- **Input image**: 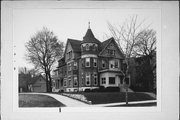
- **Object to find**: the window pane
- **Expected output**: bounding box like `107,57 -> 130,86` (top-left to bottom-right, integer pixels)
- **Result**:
109,77 -> 115,84
94,59 -> 97,67
102,60 -> 106,68
86,58 -> 90,67
86,44 -> 89,50
115,60 -> 119,68
102,77 -> 106,84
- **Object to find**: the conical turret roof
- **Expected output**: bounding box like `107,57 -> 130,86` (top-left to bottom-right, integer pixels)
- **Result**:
82,28 -> 101,44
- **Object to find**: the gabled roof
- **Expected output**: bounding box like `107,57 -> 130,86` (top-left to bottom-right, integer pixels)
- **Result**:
99,37 -> 125,58
99,37 -> 114,53
82,28 -> 101,44
29,75 -> 45,85
68,38 -> 81,52
100,37 -> 113,50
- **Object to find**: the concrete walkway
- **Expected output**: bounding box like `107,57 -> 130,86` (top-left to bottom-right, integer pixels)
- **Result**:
91,100 -> 157,107
20,93 -> 157,107
20,93 -> 90,107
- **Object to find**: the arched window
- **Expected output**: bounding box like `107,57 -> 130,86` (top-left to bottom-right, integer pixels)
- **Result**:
86,72 -> 91,86
93,44 -> 96,51
93,58 -> 97,67
85,58 -> 90,67
94,72 -> 97,85
86,44 -> 89,51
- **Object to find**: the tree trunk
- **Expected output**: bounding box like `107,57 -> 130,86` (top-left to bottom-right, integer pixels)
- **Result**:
47,70 -> 52,93
45,72 -> 49,92
44,67 -> 49,92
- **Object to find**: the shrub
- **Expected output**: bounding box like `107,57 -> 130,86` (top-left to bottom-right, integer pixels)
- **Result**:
58,90 -> 64,93
105,87 -> 120,92
98,86 -> 105,92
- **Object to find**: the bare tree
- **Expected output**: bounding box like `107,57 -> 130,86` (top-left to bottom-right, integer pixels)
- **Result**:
108,15 -> 146,78
107,15 -> 156,91
134,29 -> 156,92
25,27 -> 64,92
18,67 -> 28,74
134,29 -> 156,57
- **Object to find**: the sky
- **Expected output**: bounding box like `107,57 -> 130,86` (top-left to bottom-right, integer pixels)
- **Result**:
13,8 -> 161,70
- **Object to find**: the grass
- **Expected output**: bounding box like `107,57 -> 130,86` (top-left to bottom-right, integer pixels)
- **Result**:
61,92 -> 156,105
19,94 -> 66,107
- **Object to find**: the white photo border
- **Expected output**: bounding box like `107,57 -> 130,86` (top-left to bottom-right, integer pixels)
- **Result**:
1,1 -> 179,120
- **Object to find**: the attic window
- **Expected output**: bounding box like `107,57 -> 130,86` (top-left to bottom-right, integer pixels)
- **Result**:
108,49 -> 115,55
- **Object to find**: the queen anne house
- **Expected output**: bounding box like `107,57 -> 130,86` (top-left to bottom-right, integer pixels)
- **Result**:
53,25 -> 127,92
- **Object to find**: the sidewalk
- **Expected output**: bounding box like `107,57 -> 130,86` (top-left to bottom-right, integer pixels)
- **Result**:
91,100 -> 157,107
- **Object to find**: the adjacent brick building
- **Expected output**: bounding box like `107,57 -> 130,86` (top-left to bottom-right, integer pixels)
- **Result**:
53,26 -> 126,92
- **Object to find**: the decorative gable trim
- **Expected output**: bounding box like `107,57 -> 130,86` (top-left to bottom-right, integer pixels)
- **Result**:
99,37 -> 113,55
99,37 -> 125,58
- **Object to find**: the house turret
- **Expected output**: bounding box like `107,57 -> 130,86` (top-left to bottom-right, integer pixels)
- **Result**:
81,24 -> 101,56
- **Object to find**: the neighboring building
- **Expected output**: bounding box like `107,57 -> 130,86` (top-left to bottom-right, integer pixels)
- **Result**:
53,25 -> 127,92
28,75 -> 47,92
19,73 -> 31,92
129,51 -> 156,92
52,57 -> 66,92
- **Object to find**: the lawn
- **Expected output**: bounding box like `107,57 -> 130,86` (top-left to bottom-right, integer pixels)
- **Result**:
19,94 -> 66,107
61,92 -> 156,105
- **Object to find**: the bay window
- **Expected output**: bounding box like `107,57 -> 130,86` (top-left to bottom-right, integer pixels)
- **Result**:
109,77 -> 115,84
101,77 -> 106,84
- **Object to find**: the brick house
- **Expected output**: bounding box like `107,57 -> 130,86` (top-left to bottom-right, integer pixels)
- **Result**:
53,26 -> 127,92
